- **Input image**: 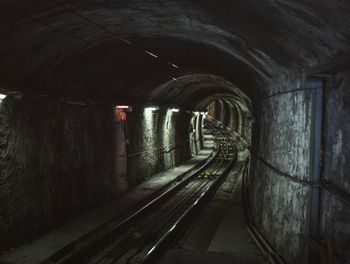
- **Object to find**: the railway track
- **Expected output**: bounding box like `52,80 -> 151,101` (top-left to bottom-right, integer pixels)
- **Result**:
47,121 -> 236,264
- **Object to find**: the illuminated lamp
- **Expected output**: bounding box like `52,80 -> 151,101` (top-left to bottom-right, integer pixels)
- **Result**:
0,94 -> 7,102
145,106 -> 159,111
116,105 -> 130,109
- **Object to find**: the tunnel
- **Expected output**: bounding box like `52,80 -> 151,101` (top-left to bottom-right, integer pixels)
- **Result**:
0,1 -> 350,264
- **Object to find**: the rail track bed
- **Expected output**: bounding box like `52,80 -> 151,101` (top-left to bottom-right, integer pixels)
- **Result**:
49,122 -> 236,264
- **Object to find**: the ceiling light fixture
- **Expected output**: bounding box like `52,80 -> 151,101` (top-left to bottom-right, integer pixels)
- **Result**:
145,106 -> 159,111
145,51 -> 158,58
0,94 -> 7,101
116,105 -> 130,109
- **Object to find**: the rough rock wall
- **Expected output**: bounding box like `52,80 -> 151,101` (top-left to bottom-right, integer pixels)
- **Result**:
250,85 -> 313,263
126,106 -> 193,188
0,97 -> 114,250
250,71 -> 350,263
208,83 -> 314,263
320,70 -> 350,261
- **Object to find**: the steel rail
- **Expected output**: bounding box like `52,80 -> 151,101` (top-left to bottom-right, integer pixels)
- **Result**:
93,156 -> 230,263
140,130 -> 237,263
48,122 -> 235,264
92,125 -> 233,264
47,126 -> 220,264
93,179 -> 216,264
136,158 -> 228,236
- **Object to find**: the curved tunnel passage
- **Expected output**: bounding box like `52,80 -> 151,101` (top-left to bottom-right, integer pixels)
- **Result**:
0,1 -> 350,263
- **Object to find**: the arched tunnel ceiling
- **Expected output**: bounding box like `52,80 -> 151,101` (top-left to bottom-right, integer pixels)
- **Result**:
0,0 -> 349,108
148,74 -> 251,110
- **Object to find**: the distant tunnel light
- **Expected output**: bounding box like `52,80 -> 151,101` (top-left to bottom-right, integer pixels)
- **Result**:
171,108 -> 179,113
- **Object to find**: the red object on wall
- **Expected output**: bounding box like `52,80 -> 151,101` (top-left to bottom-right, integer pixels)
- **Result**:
115,107 -> 127,121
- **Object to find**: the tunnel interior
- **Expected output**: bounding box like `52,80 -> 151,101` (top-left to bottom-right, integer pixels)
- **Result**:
0,1 -> 350,263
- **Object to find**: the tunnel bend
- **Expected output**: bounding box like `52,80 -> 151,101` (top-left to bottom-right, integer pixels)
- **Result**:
0,68 -> 253,254
120,74 -> 252,189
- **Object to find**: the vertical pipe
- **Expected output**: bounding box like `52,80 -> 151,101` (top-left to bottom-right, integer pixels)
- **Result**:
190,115 -> 196,156
195,114 -> 202,151
193,115 -> 198,154
306,77 -> 324,263
199,114 -> 204,149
